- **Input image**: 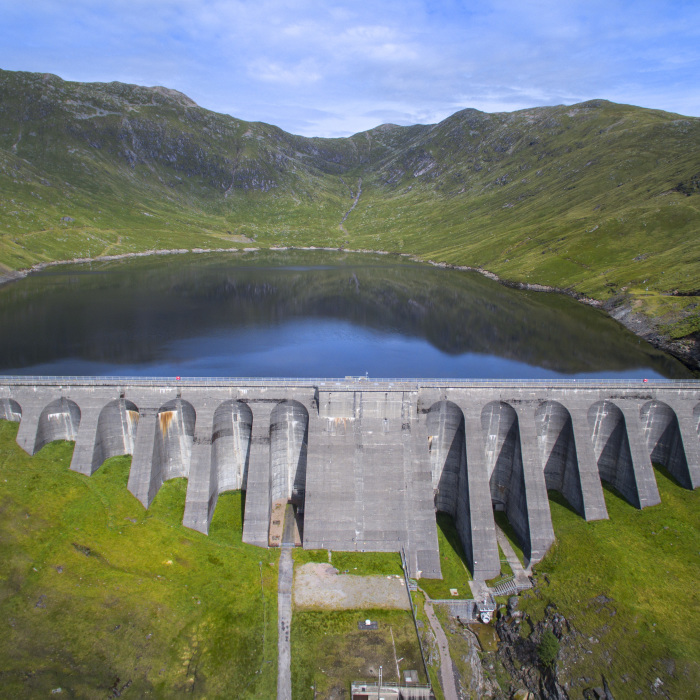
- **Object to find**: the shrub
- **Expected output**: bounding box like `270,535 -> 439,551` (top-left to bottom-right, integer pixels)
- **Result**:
537,629 -> 560,669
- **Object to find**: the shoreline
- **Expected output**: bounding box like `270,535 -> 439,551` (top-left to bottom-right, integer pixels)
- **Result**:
1,244 -> 696,372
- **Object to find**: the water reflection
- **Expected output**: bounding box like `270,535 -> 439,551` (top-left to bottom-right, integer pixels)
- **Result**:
0,251 -> 690,378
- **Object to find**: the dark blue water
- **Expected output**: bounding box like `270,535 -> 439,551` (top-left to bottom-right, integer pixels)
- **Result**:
0,251 -> 690,379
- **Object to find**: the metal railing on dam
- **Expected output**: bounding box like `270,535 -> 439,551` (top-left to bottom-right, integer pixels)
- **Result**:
1,375 -> 698,581
1,375 -> 698,389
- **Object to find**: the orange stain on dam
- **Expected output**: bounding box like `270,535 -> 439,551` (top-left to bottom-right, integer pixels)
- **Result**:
158,410 -> 176,434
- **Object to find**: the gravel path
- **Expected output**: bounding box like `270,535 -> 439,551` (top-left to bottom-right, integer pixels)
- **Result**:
422,595 -> 459,700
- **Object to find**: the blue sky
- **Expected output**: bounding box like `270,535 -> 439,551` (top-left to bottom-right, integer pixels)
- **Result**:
1,1 -> 699,136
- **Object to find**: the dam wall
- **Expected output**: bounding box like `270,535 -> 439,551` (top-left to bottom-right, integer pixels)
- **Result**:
1,377 -> 698,580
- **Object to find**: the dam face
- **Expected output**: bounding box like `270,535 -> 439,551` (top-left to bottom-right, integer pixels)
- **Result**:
1,377 -> 698,580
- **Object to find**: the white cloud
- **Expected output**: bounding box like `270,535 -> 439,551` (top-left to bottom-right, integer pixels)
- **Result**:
248,58 -> 322,85
1,0 -> 699,136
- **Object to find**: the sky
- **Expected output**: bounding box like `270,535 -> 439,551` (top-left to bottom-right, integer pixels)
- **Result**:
1,1 -> 699,137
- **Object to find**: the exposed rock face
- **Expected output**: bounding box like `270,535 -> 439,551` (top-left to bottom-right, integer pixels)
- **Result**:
604,296 -> 700,371
483,605 -> 570,699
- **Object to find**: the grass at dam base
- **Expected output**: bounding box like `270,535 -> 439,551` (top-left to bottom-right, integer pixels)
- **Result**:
0,421 -> 279,698
515,471 -> 700,698
0,419 -> 699,698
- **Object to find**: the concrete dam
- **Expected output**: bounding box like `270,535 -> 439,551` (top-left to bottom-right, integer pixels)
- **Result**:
1,377 -> 698,580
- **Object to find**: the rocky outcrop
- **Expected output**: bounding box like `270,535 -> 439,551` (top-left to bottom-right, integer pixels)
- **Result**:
604,296 -> 700,371
0,269 -> 27,287
493,604 -> 570,700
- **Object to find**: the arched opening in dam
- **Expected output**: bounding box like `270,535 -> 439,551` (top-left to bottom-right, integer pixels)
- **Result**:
213,400 -> 253,494
0,398 -> 21,422
482,401 -> 534,561
90,398 -> 139,475
641,400 -> 692,489
535,401 -> 586,517
426,400 -> 474,575
269,400 -> 308,547
34,397 -> 81,453
427,400 -> 466,516
589,400 -> 644,508
154,398 -> 196,482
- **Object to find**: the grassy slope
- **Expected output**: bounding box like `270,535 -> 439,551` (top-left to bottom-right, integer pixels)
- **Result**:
517,474 -> 700,698
0,420 -> 278,699
344,104 -> 700,339
0,69 -> 351,271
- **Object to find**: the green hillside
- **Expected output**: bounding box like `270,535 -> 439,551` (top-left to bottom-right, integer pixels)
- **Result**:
0,420 -> 279,698
1,68 -> 698,366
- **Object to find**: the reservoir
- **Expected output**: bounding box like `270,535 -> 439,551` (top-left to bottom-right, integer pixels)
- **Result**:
0,250 -> 690,379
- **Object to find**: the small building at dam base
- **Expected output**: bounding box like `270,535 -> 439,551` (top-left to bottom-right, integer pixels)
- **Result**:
1,377 -> 698,581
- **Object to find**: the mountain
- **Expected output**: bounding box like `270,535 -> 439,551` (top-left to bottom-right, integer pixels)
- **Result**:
0,68 -> 698,367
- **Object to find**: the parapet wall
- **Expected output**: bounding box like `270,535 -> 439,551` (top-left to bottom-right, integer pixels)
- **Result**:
1,377 -> 698,580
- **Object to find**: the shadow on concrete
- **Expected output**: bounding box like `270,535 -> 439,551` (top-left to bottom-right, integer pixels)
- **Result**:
600,482 -> 632,509
547,488 -> 580,517
652,462 -> 686,490
492,510 -> 526,565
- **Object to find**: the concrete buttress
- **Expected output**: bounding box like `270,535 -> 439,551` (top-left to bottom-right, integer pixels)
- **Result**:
70,403 -> 102,475
513,404 -> 555,564
15,401 -> 44,455
461,408 -> 500,580
567,407 -> 609,521
241,402 -> 274,547
127,408 -> 160,508
618,402 -> 661,508
406,406 -> 442,578
672,407 -> 700,489
653,400 -> 700,489
183,403 -> 217,534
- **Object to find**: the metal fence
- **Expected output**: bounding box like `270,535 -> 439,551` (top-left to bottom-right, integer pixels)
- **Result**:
351,681 -> 434,699
0,375 -> 697,390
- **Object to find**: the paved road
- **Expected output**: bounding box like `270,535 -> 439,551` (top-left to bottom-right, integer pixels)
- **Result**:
421,594 -> 459,700
277,549 -> 293,700
277,507 -> 295,700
